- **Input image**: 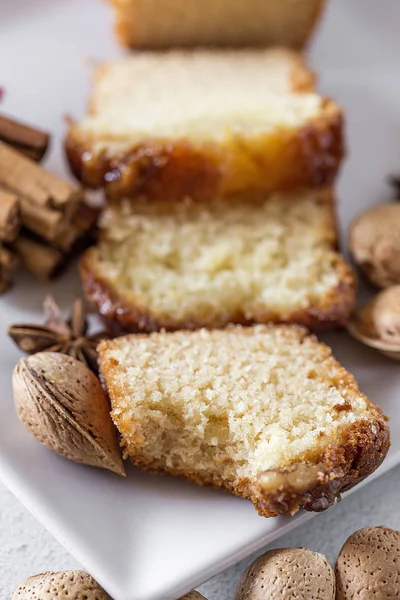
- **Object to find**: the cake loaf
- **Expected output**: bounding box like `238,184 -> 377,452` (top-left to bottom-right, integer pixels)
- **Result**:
81,188 -> 355,333
66,48 -> 343,202
98,325 -> 390,517
109,0 -> 325,50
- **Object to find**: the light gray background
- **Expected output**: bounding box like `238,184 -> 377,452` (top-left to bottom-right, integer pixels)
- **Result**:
1,469 -> 400,599
2,0 -> 400,597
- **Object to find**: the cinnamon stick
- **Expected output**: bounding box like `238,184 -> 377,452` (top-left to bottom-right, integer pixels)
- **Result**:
19,197 -> 65,242
0,115 -> 50,162
0,141 -> 82,212
0,189 -> 20,242
55,202 -> 99,252
12,236 -> 64,280
0,244 -> 17,294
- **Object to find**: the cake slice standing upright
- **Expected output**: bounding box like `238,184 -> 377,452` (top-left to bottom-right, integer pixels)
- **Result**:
109,0 -> 326,50
81,188 -> 355,333
66,48 -> 343,202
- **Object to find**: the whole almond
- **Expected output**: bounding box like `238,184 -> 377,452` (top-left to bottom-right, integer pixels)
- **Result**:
235,548 -> 335,600
348,286 -> 400,361
349,204 -> 400,287
336,526 -> 400,599
12,570 -> 111,599
13,352 -> 125,476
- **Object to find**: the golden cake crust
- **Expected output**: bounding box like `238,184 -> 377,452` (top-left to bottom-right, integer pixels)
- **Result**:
117,419 -> 389,518
110,0 -> 326,51
80,248 -> 356,334
66,101 -> 343,203
98,326 -> 390,517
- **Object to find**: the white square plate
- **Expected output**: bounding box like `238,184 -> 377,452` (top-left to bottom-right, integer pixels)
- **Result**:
1,1 -> 400,599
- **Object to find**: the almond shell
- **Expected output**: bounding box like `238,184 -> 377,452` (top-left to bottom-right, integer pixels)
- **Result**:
12,352 -> 125,476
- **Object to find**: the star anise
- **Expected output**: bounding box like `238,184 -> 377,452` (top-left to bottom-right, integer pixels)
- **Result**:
8,295 -> 110,373
389,175 -> 400,199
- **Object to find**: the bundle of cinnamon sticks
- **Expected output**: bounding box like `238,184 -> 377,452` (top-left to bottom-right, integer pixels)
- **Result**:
0,115 -> 98,294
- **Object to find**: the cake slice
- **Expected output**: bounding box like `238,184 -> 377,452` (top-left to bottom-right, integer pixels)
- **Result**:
81,188 -> 355,333
98,325 -> 390,517
66,49 -> 343,202
109,0 -> 325,50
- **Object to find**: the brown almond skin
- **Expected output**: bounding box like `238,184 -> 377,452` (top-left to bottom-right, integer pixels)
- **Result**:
349,204 -> 400,288
336,526 -> 400,599
235,548 -> 335,600
12,570 -> 111,599
181,593 -> 207,600
13,352 -> 125,476
365,286 -> 400,345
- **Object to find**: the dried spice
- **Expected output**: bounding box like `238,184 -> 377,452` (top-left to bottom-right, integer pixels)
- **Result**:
0,244 -> 17,294
0,114 -> 49,162
389,175 -> 400,199
8,295 -> 109,372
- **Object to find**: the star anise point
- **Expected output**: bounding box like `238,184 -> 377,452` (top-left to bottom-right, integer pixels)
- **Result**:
8,297 -> 110,373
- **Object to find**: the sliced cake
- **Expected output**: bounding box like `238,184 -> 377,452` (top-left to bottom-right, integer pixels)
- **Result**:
66,48 -> 343,202
81,188 -> 355,333
109,0 -> 325,50
98,325 -> 390,517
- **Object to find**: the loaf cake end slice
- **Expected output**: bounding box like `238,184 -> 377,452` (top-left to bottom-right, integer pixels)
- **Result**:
81,188 -> 356,333
65,48 -> 343,202
98,325 -> 390,517
110,0 -> 325,50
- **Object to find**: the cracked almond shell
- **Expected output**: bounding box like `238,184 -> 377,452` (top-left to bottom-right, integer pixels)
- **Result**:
349,204 -> 400,288
348,286 -> 400,360
12,352 -> 125,476
12,570 -> 112,599
235,548 -> 335,600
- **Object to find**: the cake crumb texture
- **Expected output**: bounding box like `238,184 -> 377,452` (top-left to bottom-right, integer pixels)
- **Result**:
65,48 -> 343,201
99,325 -> 390,516
81,189 -> 355,332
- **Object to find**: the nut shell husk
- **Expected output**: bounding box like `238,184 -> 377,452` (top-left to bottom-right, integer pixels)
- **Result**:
12,570 -> 111,599
12,352 -> 125,476
348,285 -> 400,360
335,527 -> 400,599
349,204 -> 400,288
235,548 -> 335,600
368,285 -> 400,344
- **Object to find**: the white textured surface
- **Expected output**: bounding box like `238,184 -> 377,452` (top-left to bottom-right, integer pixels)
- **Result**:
2,468 -> 400,600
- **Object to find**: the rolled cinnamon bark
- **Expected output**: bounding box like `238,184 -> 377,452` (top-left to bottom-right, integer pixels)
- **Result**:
0,115 -> 49,162
0,189 -> 20,242
11,236 -> 64,280
0,244 -> 17,293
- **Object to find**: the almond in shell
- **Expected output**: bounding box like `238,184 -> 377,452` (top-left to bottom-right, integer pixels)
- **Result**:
335,526 -> 400,599
235,548 -> 335,600
12,570 -> 111,599
12,352 -> 125,476
348,286 -> 400,361
349,204 -> 400,288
